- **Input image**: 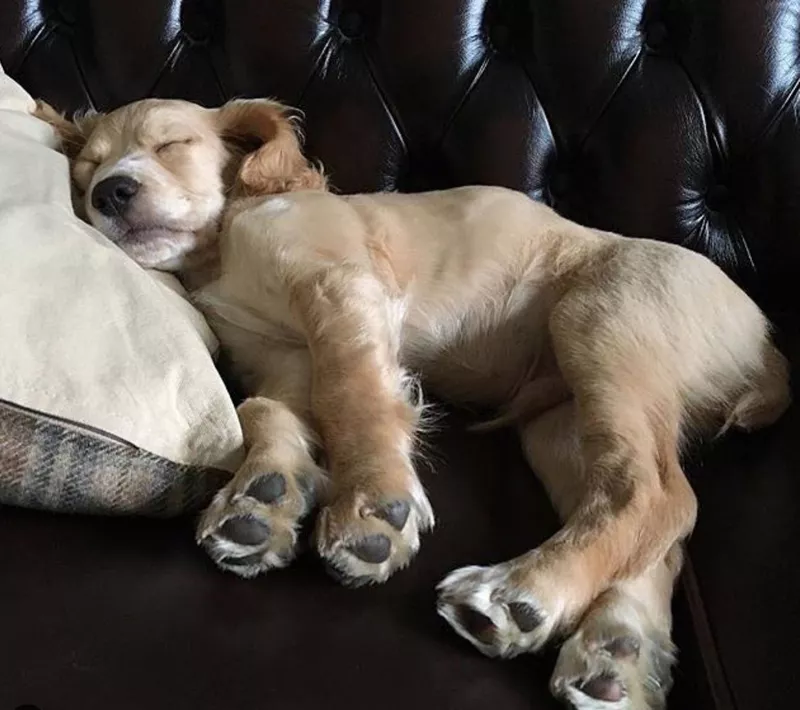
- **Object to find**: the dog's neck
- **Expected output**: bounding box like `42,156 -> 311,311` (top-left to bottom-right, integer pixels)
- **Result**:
174,194 -> 262,293
176,186 -> 329,293
176,227 -> 222,293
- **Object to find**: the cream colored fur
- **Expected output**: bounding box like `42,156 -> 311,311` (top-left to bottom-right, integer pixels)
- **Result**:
37,97 -> 791,710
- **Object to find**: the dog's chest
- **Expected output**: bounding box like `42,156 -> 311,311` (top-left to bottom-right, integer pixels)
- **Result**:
192,271 -> 303,392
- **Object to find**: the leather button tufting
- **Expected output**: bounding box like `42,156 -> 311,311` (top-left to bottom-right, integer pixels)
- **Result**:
490,24 -> 511,52
57,0 -> 77,25
339,9 -> 365,40
706,183 -> 731,212
645,20 -> 668,52
182,2 -> 213,45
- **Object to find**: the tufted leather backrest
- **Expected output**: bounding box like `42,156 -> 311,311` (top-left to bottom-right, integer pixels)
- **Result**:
2,0 -> 799,304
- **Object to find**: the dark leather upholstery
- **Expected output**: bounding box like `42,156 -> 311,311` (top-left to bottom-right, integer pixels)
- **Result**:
1,2 -> 797,708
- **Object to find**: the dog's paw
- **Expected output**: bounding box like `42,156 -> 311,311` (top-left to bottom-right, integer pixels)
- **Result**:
436,564 -> 556,657
315,482 -> 434,586
197,467 -> 322,578
550,620 -> 674,710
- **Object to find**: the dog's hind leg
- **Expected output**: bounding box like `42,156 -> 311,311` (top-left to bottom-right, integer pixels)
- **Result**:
438,281 -> 697,663
438,398 -> 686,710
521,403 -> 680,710
516,403 -> 679,710
550,547 -> 681,710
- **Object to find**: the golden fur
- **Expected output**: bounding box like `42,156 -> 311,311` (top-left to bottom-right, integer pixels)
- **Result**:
37,97 -> 791,709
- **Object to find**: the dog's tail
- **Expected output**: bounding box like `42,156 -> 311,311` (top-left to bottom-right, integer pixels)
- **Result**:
469,376 -> 572,432
720,341 -> 791,434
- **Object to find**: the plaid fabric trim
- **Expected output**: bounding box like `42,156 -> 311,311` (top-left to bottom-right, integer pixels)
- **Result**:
0,398 -> 230,517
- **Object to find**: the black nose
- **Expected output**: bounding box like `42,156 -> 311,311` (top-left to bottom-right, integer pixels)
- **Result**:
91,176 -> 140,216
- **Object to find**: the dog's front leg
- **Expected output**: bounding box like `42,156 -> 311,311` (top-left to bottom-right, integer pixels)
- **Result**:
196,347 -> 327,578
292,265 -> 434,585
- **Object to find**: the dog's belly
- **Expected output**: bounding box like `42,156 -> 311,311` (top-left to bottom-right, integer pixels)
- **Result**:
400,291 -> 553,408
199,278 -> 552,411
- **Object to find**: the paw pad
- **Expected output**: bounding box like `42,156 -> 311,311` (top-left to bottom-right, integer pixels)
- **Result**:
372,500 -> 410,531
246,472 -> 286,504
347,533 -> 392,563
579,674 -> 625,702
219,515 -> 271,545
508,602 -> 543,633
604,635 -> 641,660
456,606 -> 496,645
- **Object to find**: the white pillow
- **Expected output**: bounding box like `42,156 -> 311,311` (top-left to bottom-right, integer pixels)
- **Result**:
0,66 -> 244,515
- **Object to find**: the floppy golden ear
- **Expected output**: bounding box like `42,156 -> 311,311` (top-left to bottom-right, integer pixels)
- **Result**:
33,100 -> 101,161
216,98 -> 326,196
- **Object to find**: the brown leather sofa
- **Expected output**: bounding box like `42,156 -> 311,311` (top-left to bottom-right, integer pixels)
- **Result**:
1,2 -> 798,709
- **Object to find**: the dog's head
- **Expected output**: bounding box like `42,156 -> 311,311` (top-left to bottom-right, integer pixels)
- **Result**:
35,98 -> 325,271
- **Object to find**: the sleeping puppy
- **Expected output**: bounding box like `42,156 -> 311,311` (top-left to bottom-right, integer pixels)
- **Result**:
37,97 -> 790,710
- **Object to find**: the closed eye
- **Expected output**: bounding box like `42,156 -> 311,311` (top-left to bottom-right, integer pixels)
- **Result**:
155,138 -> 195,154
